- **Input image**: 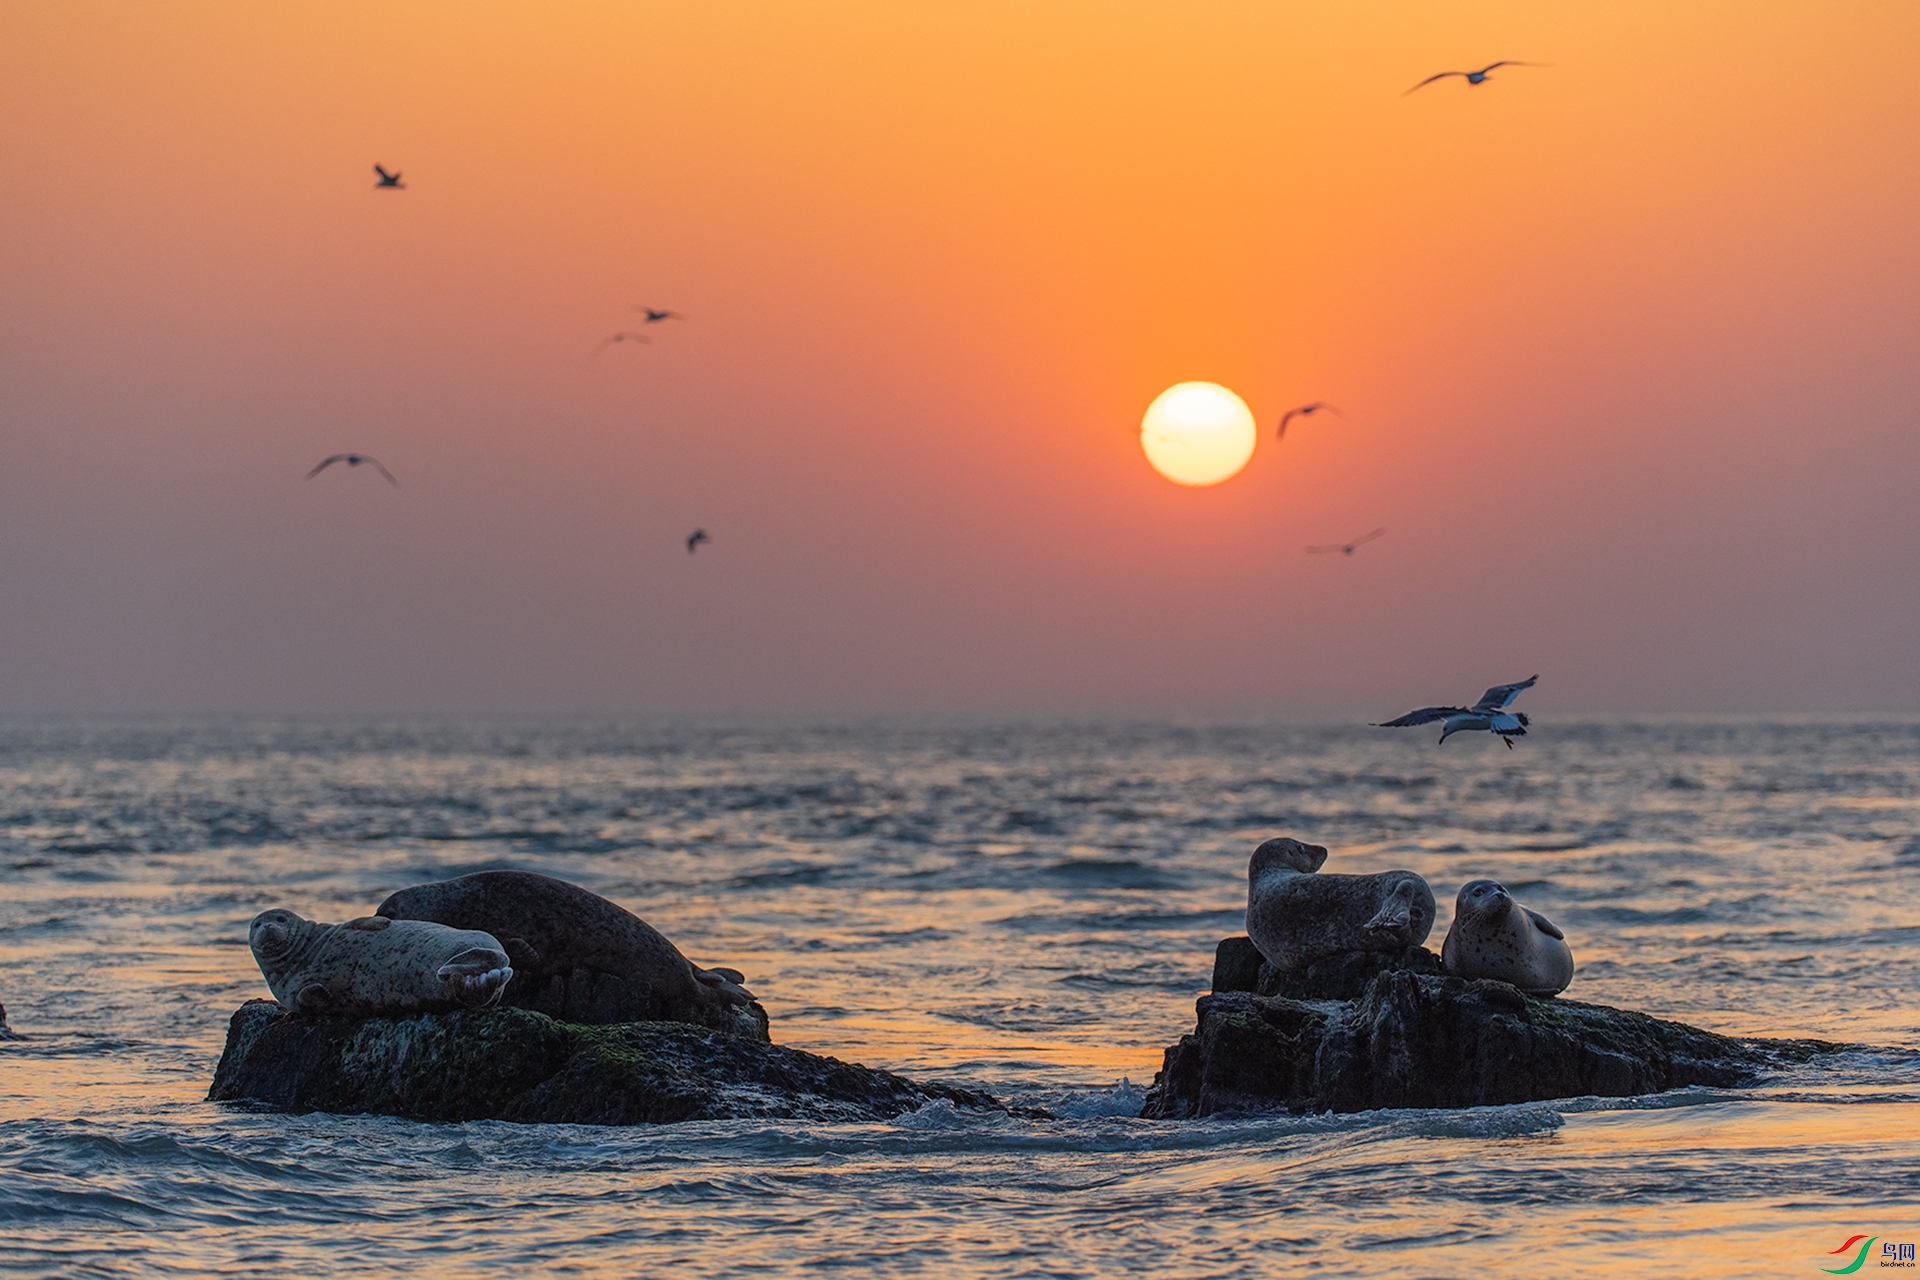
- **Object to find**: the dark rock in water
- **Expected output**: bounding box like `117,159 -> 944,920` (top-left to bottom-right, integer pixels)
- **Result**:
1146,946 -> 1844,1119
1210,934 -> 1445,1002
209,1000 -> 1012,1126
1211,936 -> 1265,994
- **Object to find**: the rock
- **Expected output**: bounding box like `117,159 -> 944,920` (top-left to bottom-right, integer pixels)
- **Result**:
209,1000 -> 1013,1125
1211,937 -> 1265,994
1144,950 -> 1844,1119
1211,934 -> 1447,1002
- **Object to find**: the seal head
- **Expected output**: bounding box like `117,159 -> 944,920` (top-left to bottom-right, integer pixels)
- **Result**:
1244,837 -> 1436,971
1441,879 -> 1575,996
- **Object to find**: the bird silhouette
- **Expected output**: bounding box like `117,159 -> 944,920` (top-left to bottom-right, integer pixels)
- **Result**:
686,528 -> 710,554
1374,675 -> 1538,748
634,308 -> 686,324
306,454 -> 398,486
1306,527 -> 1385,556
593,332 -> 652,355
1276,402 -> 1343,441
1404,62 -> 1543,95
373,164 -> 405,189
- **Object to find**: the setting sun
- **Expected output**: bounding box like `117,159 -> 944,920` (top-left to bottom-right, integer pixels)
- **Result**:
1139,382 -> 1258,487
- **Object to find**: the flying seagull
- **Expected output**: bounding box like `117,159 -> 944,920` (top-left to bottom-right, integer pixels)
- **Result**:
306,454 -> 398,486
373,164 -> 405,189
1374,675 -> 1538,748
594,332 -> 652,355
686,528 -> 709,554
1307,527 -> 1385,556
1404,62 -> 1543,95
634,307 -> 685,324
1277,402 -> 1343,440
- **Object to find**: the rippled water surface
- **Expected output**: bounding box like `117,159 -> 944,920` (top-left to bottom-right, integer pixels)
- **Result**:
2,716 -> 1918,1276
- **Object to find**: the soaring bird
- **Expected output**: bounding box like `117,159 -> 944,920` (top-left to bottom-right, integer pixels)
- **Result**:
686,528 -> 710,554
634,307 -> 685,324
306,454 -> 398,485
373,164 -> 405,189
1307,528 -> 1385,556
1404,62 -> 1542,95
1277,402 -> 1343,440
594,332 -> 652,355
1374,675 -> 1538,748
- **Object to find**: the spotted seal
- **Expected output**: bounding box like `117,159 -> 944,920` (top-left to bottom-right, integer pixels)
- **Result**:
248,908 -> 513,1015
1244,837 -> 1436,970
1441,879 -> 1575,996
375,871 -> 757,1029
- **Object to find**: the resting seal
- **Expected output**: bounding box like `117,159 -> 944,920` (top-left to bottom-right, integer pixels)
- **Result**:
1244,837 -> 1436,970
1441,879 -> 1575,996
248,908 -> 513,1015
376,871 -> 757,1028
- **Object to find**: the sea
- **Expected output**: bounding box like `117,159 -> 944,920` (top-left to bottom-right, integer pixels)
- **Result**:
1,715 -> 1917,1277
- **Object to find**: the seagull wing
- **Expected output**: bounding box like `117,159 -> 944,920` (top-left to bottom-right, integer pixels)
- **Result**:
374,165 -> 391,180
1475,61 -> 1542,73
363,457 -> 399,486
1278,407 -> 1302,438
1404,71 -> 1464,95
1374,706 -> 1467,728
1304,543 -> 1345,554
306,455 -> 349,478
1471,674 -> 1538,712
1349,527 -> 1386,548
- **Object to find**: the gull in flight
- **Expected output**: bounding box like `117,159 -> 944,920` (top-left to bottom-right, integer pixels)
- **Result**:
1374,675 -> 1538,748
1307,527 -> 1385,556
634,307 -> 686,324
1405,62 -> 1543,95
373,165 -> 405,189
306,454 -> 398,486
686,528 -> 710,554
594,332 -> 652,355
1277,402 -> 1343,441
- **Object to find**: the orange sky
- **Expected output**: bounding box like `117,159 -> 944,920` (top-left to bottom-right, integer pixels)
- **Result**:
1,2 -> 1916,713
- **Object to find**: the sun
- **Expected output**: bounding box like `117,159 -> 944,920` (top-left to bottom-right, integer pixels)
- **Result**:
1139,382 -> 1257,486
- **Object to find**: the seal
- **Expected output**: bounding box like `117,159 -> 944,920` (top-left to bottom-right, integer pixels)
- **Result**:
375,871 -> 756,1027
248,908 -> 513,1015
1441,879 -> 1574,996
1244,837 -> 1436,971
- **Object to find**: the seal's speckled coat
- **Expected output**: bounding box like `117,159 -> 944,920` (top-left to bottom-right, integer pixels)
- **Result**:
376,871 -> 756,1027
248,909 -> 512,1014
1441,879 -> 1575,996
1244,837 -> 1436,971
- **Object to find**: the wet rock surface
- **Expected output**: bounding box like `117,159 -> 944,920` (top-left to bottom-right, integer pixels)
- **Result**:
210,1000 -> 1010,1125
1150,937 -> 1843,1118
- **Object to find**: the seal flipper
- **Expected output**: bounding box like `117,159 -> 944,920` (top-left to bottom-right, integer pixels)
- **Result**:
293,983 -> 334,1013
437,948 -> 514,1008
1359,880 -> 1419,946
342,916 -> 393,932
1525,908 -> 1564,940
502,937 -> 540,967
693,966 -> 755,1005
